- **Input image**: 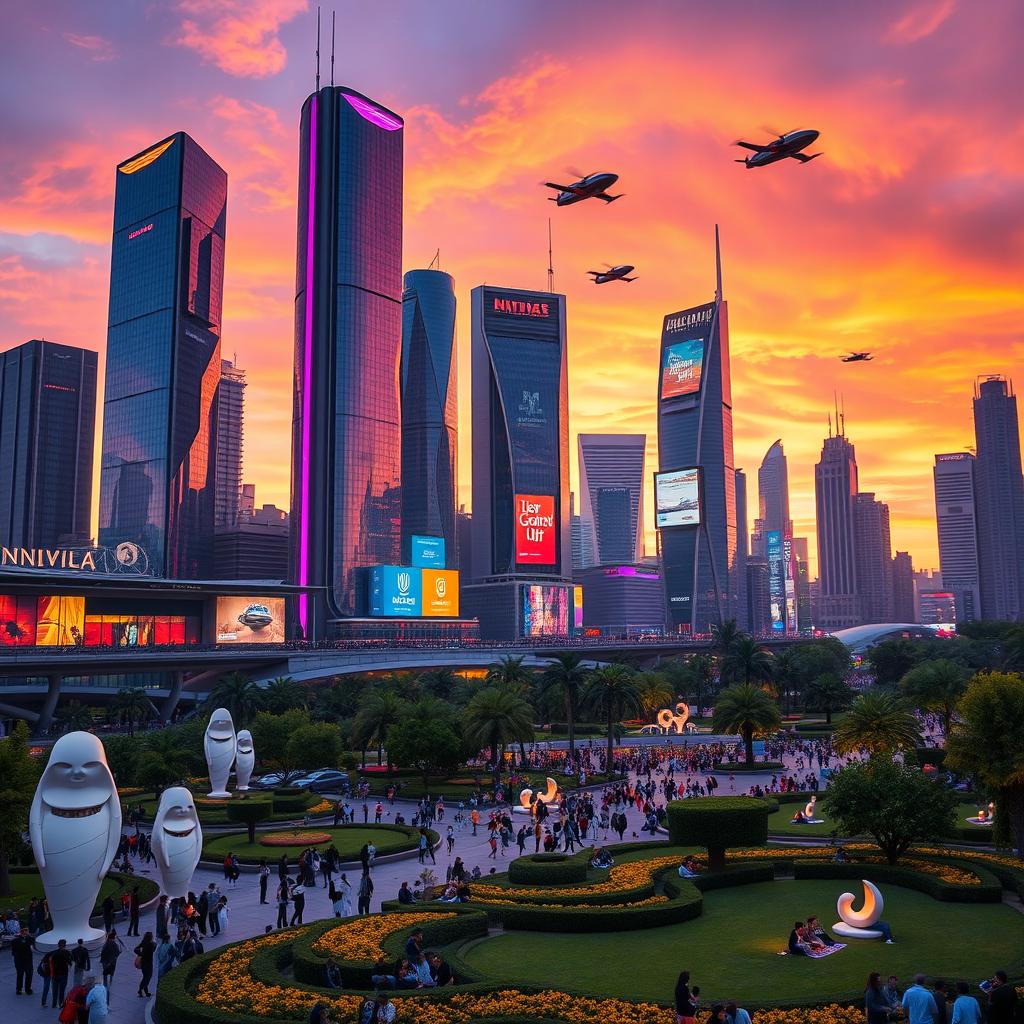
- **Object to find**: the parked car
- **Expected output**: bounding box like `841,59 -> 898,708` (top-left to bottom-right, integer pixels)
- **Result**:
290,769 -> 350,794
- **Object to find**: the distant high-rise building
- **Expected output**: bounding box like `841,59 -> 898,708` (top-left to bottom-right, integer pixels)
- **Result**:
793,536 -> 812,631
578,433 -> 646,567
99,132 -> 226,578
746,557 -> 770,635
0,340 -> 97,549
215,503 -> 289,580
239,482 -> 256,518
973,377 -> 1024,622
752,439 -> 792,557
814,423 -> 860,629
657,227 -> 738,633
892,550 -> 915,622
735,468 -> 749,631
400,268 -> 457,565
919,590 -> 956,626
855,492 -> 893,623
216,359 -> 245,528
456,505 -> 473,582
569,491 -> 590,572
933,452 -> 981,622
290,87 -> 404,637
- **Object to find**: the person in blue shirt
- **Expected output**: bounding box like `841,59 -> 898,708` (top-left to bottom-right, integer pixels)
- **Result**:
951,981 -> 982,1024
902,974 -> 939,1024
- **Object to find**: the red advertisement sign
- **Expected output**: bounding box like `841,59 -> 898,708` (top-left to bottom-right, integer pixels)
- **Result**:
515,493 -> 556,564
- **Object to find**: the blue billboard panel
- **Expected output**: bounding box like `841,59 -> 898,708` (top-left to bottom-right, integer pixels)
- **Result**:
411,535 -> 446,569
767,530 -> 785,633
369,566 -> 422,617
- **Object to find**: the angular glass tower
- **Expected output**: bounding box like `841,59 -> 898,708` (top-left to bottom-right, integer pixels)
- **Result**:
291,87 -> 404,636
400,269 -> 457,564
99,133 -> 226,578
578,433 -> 646,566
656,227 -> 737,633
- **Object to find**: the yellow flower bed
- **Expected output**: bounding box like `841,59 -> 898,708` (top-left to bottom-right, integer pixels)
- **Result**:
472,895 -> 668,910
195,928 -> 868,1024
308,798 -> 333,815
117,787 -> 144,796
312,912 -> 455,962
259,830 -> 333,847
196,797 -> 230,806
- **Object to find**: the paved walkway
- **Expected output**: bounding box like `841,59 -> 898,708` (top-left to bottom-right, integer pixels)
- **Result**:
0,755 -> 824,1024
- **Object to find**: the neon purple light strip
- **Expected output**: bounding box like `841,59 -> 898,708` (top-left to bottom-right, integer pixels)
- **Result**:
298,95 -> 317,634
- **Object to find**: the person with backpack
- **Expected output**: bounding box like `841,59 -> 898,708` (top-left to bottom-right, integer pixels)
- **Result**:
71,938 -> 91,987
49,938 -> 73,1008
357,870 -> 374,915
37,948 -> 54,1007
58,978 -> 88,1024
134,930 -> 156,998
99,931 -> 123,1004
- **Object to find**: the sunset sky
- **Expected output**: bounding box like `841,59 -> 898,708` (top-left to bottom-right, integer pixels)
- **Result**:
2,0 -> 1022,574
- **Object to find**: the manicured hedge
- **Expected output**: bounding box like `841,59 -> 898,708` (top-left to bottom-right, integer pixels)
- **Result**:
713,761 -> 785,772
691,863 -> 774,891
508,852 -> 588,885
667,797 -> 769,868
272,790 -> 317,814
792,860 -> 1003,903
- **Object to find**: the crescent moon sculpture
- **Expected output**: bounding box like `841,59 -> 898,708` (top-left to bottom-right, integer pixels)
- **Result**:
837,879 -> 883,928
515,777 -> 560,815
655,702 -> 690,734
804,796 -> 817,819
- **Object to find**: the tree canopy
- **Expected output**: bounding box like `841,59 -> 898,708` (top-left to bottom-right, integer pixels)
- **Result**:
0,722 -> 40,896
833,690 -> 922,754
711,683 -> 782,764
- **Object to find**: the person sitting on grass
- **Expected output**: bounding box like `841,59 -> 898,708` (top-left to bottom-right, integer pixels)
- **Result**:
429,953 -> 454,986
726,1002 -> 752,1024
834,845 -> 851,864
791,808 -> 807,824
805,915 -> 836,947
678,856 -> 701,878
397,882 -> 416,905
590,847 -> 614,869
324,959 -> 343,989
437,883 -> 459,903
788,922 -> 813,956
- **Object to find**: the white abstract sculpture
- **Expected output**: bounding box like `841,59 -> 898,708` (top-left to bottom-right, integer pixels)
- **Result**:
803,795 -> 824,822
833,879 -> 885,939
235,730 -> 255,791
29,732 -> 121,948
152,787 -> 202,898
656,702 -> 691,734
515,777 -> 560,815
204,707 -> 236,798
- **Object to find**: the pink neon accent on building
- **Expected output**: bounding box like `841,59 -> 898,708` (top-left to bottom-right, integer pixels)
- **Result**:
342,92 -> 403,131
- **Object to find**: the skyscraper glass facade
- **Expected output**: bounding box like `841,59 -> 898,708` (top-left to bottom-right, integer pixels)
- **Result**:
578,433 -> 646,566
291,88 -> 404,634
400,269 -> 457,564
99,132 -> 225,578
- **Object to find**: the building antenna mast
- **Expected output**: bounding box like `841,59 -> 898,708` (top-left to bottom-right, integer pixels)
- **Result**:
428,248 -> 440,270
547,217 -> 554,292
315,5 -> 320,92
840,392 -> 846,437
714,223 -> 723,303
330,10 -> 335,87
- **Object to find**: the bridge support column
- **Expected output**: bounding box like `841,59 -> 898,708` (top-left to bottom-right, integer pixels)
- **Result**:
160,672 -> 185,724
35,674 -> 62,736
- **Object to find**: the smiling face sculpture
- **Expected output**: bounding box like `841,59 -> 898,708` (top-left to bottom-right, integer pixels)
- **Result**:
151,787 -> 202,898
204,707 -> 236,798
29,731 -> 121,946
235,730 -> 255,791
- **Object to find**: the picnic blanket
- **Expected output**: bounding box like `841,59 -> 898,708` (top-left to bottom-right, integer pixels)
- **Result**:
777,944 -> 847,958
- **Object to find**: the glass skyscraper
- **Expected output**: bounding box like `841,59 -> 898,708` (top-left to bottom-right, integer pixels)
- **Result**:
0,340 -> 97,549
578,433 -> 646,566
290,87 -> 404,637
656,228 -> 738,633
99,132 -> 226,578
400,269 -> 457,564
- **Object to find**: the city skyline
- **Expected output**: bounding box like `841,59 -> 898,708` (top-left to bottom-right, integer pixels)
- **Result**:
1,3 -> 1023,574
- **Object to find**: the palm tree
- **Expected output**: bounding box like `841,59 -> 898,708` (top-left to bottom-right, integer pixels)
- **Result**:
420,668 -> 459,702
803,673 -> 854,725
711,619 -> 742,657
720,636 -> 775,688
486,655 -> 533,696
111,686 -> 153,737
462,686 -> 535,791
834,690 -> 922,755
56,699 -> 94,734
583,664 -> 645,776
352,689 -> 407,773
634,673 -> 673,718
712,683 -> 782,765
144,728 -> 199,789
539,653 -> 589,759
263,676 -> 307,714
899,659 -> 969,739
207,672 -> 264,725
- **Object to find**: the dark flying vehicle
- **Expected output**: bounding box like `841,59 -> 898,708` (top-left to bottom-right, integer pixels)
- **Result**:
840,352 -> 873,362
588,264 -> 636,284
238,602 -> 275,630
543,171 -> 622,206
734,129 -> 822,168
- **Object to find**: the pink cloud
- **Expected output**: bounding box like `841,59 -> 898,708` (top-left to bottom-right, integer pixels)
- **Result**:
172,0 -> 308,78
62,33 -> 116,61
885,0 -> 957,43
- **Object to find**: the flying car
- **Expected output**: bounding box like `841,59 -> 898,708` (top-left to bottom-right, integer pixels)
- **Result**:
840,352 -> 873,362
543,171 -> 622,206
734,129 -> 822,168
588,264 -> 636,284
238,603 -> 274,630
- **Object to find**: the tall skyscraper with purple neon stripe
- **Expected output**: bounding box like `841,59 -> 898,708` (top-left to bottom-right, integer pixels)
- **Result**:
290,87 -> 404,638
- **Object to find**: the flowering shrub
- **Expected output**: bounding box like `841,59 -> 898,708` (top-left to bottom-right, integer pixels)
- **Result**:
307,798 -> 333,815
259,830 -> 333,847
312,912 -> 456,962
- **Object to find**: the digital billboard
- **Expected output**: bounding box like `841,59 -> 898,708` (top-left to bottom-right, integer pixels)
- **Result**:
422,569 -> 460,617
369,566 -> 422,618
515,494 -> 556,564
654,468 -> 701,528
767,531 -> 785,634
521,584 -> 569,637
0,594 -> 37,645
216,596 -> 287,643
573,585 -> 584,631
660,337 -> 704,399
36,595 -> 85,646
411,536 -> 446,569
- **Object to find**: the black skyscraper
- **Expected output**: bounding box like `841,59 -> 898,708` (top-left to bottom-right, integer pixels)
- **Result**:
0,340 -> 97,549
99,133 -> 226,578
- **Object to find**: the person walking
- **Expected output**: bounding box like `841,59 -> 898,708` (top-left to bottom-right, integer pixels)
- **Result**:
357,870 -> 374,915
134,931 -> 156,998
333,873 -> 353,917
276,882 -> 290,929
37,948 -> 54,1008
99,931 -> 123,1004
675,970 -> 697,1024
216,896 -> 230,934
127,886 -> 141,937
290,884 -> 306,926
12,926 -> 35,995
207,884 -> 221,936
101,896 -> 115,936
156,934 -> 178,980
50,938 -> 72,1008
866,973 -> 892,1024
85,976 -> 109,1024
155,895 -> 169,942
71,938 -> 91,988
259,859 -> 271,904
903,974 -> 939,1024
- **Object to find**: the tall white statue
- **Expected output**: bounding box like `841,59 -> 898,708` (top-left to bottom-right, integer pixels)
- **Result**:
29,732 -> 121,947
204,707 -> 236,798
152,787 -> 202,898
235,730 -> 255,791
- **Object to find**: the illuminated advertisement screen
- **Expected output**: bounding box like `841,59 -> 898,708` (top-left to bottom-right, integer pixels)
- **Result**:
422,569 -> 460,617
369,567 -> 422,618
216,596 -> 286,643
521,585 -> 569,637
573,585 -> 584,630
515,493 -> 556,564
654,468 -> 701,528
0,594 -> 37,645
767,531 -> 785,633
411,535 -> 446,569
36,595 -> 84,646
661,337 -> 704,399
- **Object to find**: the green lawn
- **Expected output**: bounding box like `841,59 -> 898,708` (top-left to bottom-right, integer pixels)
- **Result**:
458,879 -> 1024,1005
201,825 -> 429,864
0,871 -> 158,921
768,801 -> 994,839
123,789 -> 322,826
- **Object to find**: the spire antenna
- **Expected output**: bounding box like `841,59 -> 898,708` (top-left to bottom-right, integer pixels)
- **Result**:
330,10 -> 335,87
714,223 -> 723,302
315,5 -> 321,92
547,217 -> 554,292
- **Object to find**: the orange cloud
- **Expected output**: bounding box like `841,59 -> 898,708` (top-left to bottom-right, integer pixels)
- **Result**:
173,0 -> 307,78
